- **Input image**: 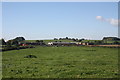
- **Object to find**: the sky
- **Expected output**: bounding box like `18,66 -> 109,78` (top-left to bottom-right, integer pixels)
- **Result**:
2,2 -> 118,40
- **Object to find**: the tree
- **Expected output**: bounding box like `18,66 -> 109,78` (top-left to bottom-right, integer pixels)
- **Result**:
36,40 -> 44,45
66,37 -> 68,40
114,41 -> 119,44
94,41 -> 103,45
102,37 -> 120,41
97,41 -> 103,44
81,38 -> 85,41
59,38 -> 62,40
0,38 -> 6,45
6,40 -> 12,47
6,39 -> 19,46
68,38 -> 71,40
54,38 -> 58,40
78,39 -> 83,42
72,38 -> 76,41
12,39 -> 19,46
36,40 -> 40,43
76,38 -> 78,40
39,40 -> 43,43
15,37 -> 25,42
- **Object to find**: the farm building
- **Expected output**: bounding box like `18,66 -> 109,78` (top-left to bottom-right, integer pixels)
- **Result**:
82,42 -> 89,45
48,42 -> 92,46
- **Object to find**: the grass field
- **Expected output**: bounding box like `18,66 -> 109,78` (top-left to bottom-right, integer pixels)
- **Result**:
2,46 -> 118,78
25,39 -> 120,44
25,39 -> 75,44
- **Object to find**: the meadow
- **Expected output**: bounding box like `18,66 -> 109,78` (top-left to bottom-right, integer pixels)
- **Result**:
25,39 -> 75,44
2,46 -> 118,78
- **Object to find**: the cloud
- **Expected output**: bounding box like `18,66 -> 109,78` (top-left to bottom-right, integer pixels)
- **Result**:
96,16 -> 119,26
106,18 -> 119,26
96,16 -> 105,21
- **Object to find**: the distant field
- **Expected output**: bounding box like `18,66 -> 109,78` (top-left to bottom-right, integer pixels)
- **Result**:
81,40 -> 102,43
25,39 -> 120,44
26,39 -> 75,43
2,46 -> 118,78
81,40 -> 120,43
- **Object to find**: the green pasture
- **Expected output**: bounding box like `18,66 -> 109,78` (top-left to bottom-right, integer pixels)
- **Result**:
82,40 -> 120,44
26,39 -> 75,43
26,39 -> 120,44
2,46 -> 118,78
81,40 -> 102,43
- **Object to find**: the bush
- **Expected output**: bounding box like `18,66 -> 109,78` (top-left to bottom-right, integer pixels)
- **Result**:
24,55 -> 37,58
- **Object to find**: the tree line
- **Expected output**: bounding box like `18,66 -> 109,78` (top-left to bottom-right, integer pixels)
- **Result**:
54,37 -> 85,42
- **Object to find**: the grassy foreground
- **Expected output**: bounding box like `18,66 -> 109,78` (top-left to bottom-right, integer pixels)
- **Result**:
2,46 -> 118,78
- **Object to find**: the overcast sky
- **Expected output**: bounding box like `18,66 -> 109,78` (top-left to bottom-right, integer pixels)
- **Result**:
2,2 -> 118,40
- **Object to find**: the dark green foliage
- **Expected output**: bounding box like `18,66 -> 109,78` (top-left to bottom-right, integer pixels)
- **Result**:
6,39 -> 19,47
5,37 -> 25,46
65,37 -> 68,39
78,38 -> 85,42
2,45 -> 34,51
24,55 -> 37,58
12,39 -> 19,46
72,38 -> 76,41
0,38 -> 6,45
36,40 -> 43,43
3,37 -> 25,51
39,40 -> 43,43
103,37 -> 120,41
3,46 -> 19,51
114,41 -> 119,44
6,40 -> 12,47
15,37 -> 25,42
54,38 -> 58,40
94,41 -> 103,45
36,40 -> 40,43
